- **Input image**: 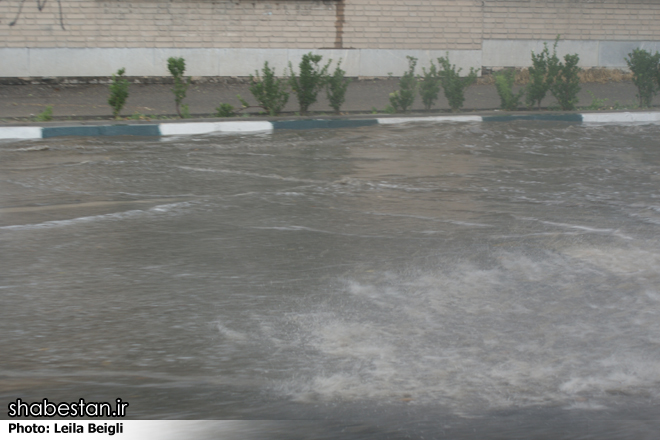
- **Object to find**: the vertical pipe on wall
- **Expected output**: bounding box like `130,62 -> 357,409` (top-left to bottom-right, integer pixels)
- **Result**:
334,0 -> 345,49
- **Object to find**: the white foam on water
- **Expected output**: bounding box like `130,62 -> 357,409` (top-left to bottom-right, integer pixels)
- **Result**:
518,216 -> 634,240
216,323 -> 250,343
362,210 -> 493,228
178,166 -> 319,184
270,248 -> 660,412
563,247 -> 660,276
274,192 -> 305,197
251,225 -> 394,239
558,355 -> 660,409
645,290 -> 660,302
0,202 -> 191,230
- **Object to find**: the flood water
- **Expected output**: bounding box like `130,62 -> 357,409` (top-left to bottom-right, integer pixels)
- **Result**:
1,121 -> 659,438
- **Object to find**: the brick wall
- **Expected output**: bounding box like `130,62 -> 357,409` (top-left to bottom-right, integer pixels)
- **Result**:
483,0 -> 660,41
2,0 -> 659,50
343,0 -> 483,50
0,0 -> 337,48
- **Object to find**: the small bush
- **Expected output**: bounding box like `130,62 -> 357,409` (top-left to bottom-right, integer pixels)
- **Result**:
167,57 -> 191,118
128,111 -> 147,120
437,53 -> 477,112
289,52 -> 331,115
326,59 -> 351,115
237,95 -> 250,108
215,103 -> 235,117
418,61 -> 441,110
625,48 -> 660,108
389,56 -> 418,112
108,67 -> 129,119
550,53 -> 581,111
181,104 -> 191,119
35,105 -> 53,122
249,62 -> 289,116
495,69 -> 525,111
526,37 -> 560,110
584,91 -> 608,110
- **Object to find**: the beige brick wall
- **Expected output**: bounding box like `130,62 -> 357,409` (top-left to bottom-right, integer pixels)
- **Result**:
0,0 -> 337,48
343,0 -> 483,50
1,0 -> 659,50
483,0 -> 660,41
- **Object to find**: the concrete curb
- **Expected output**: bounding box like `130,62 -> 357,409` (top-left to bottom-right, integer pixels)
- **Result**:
1,112 -> 659,140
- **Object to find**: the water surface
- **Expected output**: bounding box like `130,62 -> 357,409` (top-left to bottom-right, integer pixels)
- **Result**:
1,122 -> 659,438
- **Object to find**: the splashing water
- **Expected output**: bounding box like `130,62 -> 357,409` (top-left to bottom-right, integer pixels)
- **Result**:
1,122 -> 659,437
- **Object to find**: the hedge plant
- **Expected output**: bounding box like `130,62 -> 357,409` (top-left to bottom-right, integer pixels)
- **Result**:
625,48 -> 660,108
249,62 -> 289,116
437,53 -> 477,112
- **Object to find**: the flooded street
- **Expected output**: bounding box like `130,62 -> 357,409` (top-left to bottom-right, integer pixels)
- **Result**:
1,121 -> 659,438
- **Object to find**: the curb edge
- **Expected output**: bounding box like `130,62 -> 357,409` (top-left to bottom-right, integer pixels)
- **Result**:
1,112 -> 659,140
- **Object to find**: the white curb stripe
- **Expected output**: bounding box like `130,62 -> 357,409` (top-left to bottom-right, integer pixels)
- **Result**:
0,126 -> 43,139
215,121 -> 274,133
377,116 -> 482,125
159,122 -> 220,136
159,121 -> 273,136
581,112 -> 660,123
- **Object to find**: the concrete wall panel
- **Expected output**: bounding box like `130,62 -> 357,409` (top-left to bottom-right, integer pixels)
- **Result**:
0,48 -> 483,78
599,42 -> 660,68
1,49 -> 29,77
483,40 -> 600,68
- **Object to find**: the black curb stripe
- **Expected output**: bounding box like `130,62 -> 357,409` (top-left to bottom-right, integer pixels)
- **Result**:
272,119 -> 379,130
42,125 -> 161,138
482,114 -> 583,123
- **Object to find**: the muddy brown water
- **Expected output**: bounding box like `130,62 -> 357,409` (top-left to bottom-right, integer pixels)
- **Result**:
1,121 -> 659,438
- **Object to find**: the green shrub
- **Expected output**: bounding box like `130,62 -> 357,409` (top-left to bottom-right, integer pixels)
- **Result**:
215,103 -> 236,117
526,37 -> 560,110
181,104 -> 191,119
584,91 -> 608,110
35,105 -> 53,122
108,67 -> 129,119
418,60 -> 441,110
289,52 -> 331,115
495,69 -> 525,111
437,53 -> 477,112
249,62 -> 289,116
389,56 -> 418,112
326,60 -> 351,115
237,95 -> 250,108
167,57 -> 191,118
550,53 -> 581,111
128,111 -> 147,120
625,48 -> 660,108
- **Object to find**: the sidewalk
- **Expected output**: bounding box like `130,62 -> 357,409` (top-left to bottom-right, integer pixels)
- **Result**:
0,79 -> 652,122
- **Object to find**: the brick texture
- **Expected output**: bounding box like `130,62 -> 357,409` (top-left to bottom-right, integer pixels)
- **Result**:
0,0 -> 337,48
0,0 -> 659,49
482,0 -> 660,41
344,0 -> 483,50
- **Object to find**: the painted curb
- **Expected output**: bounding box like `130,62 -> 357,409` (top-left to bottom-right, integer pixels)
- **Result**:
378,116 -> 481,124
0,126 -> 43,140
581,112 -> 660,123
272,119 -> 378,130
42,124 -> 160,138
1,112 -> 658,140
482,114 -> 583,122
159,121 -> 273,136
